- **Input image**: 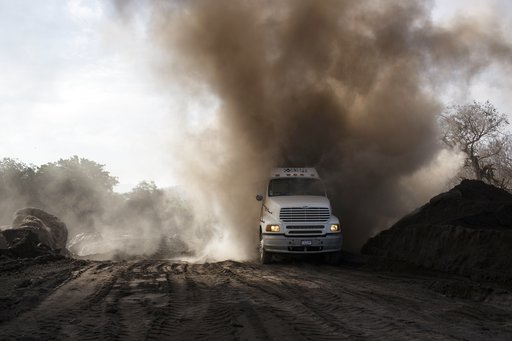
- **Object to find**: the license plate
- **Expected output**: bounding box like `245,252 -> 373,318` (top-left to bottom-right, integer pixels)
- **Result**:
301,240 -> 312,246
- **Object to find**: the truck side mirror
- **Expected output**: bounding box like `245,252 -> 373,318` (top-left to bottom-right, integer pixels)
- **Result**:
256,194 -> 263,201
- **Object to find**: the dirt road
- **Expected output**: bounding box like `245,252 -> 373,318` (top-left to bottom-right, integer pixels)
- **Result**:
1,256 -> 512,340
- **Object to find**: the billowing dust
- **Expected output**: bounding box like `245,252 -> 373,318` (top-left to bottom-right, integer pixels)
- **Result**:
109,0 -> 512,259
108,0 -> 512,259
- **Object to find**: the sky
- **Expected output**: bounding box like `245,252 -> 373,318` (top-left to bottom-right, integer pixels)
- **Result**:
0,0 -> 511,192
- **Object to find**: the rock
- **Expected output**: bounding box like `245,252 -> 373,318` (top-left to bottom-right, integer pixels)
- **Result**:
13,208 -> 68,249
2,229 -> 52,258
1,208 -> 69,258
362,180 -> 512,282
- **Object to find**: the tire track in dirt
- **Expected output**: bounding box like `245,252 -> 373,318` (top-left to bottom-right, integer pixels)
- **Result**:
144,262 -> 239,340
273,266 -> 433,340
187,262 -> 276,340
0,257 -> 88,324
214,262 -> 351,340
145,262 -> 202,339
3,259 -> 512,340
220,262 -> 512,340
103,261 -> 168,340
1,262 -> 127,340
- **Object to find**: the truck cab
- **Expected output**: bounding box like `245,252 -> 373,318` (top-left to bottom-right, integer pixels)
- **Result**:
257,167 -> 343,264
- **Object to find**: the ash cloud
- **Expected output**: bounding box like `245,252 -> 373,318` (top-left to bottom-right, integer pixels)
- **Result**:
115,0 -> 512,256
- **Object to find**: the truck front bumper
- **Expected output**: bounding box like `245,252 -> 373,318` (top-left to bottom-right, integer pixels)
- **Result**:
262,234 -> 342,254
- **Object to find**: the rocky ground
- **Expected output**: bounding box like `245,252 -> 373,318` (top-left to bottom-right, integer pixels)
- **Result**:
1,256 -> 512,340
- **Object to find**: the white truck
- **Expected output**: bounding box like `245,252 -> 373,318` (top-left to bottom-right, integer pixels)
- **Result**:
256,167 -> 343,264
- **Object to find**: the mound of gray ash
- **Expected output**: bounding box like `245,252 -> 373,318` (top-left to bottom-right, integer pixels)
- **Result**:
0,208 -> 69,258
362,180 -> 512,282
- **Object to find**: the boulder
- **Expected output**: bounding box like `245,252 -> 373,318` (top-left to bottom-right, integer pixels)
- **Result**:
362,180 -> 512,281
1,208 -> 69,258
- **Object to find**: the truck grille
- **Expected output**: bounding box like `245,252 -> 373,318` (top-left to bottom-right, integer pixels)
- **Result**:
280,207 -> 330,222
286,225 -> 324,236
288,230 -> 323,235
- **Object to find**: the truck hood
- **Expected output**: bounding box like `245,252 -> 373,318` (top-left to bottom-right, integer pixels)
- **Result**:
266,195 -> 331,213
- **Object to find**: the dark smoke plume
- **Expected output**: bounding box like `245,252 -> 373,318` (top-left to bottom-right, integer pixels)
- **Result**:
115,0 -> 512,257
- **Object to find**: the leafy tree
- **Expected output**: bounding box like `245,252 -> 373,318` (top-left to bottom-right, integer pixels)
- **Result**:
34,156 -> 119,234
37,156 -> 118,192
441,101 -> 512,189
125,181 -> 163,216
0,158 -> 38,223
0,158 -> 37,197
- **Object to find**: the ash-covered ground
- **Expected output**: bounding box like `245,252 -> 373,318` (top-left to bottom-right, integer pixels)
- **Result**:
1,180 -> 512,340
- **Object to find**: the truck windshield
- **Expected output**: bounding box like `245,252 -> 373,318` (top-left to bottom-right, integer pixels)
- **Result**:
268,178 -> 326,197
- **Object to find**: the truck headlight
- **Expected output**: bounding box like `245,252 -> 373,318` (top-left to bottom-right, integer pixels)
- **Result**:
330,224 -> 341,232
266,224 -> 280,232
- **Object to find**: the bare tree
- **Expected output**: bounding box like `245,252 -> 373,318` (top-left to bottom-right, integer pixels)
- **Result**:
441,101 -> 512,189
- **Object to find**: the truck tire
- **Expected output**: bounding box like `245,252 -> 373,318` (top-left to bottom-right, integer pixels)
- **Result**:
259,234 -> 272,264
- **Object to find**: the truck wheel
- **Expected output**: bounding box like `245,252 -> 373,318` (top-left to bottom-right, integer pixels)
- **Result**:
325,251 -> 342,265
259,235 -> 272,264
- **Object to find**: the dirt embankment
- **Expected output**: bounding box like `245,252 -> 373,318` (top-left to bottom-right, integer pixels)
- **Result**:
362,180 -> 512,281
